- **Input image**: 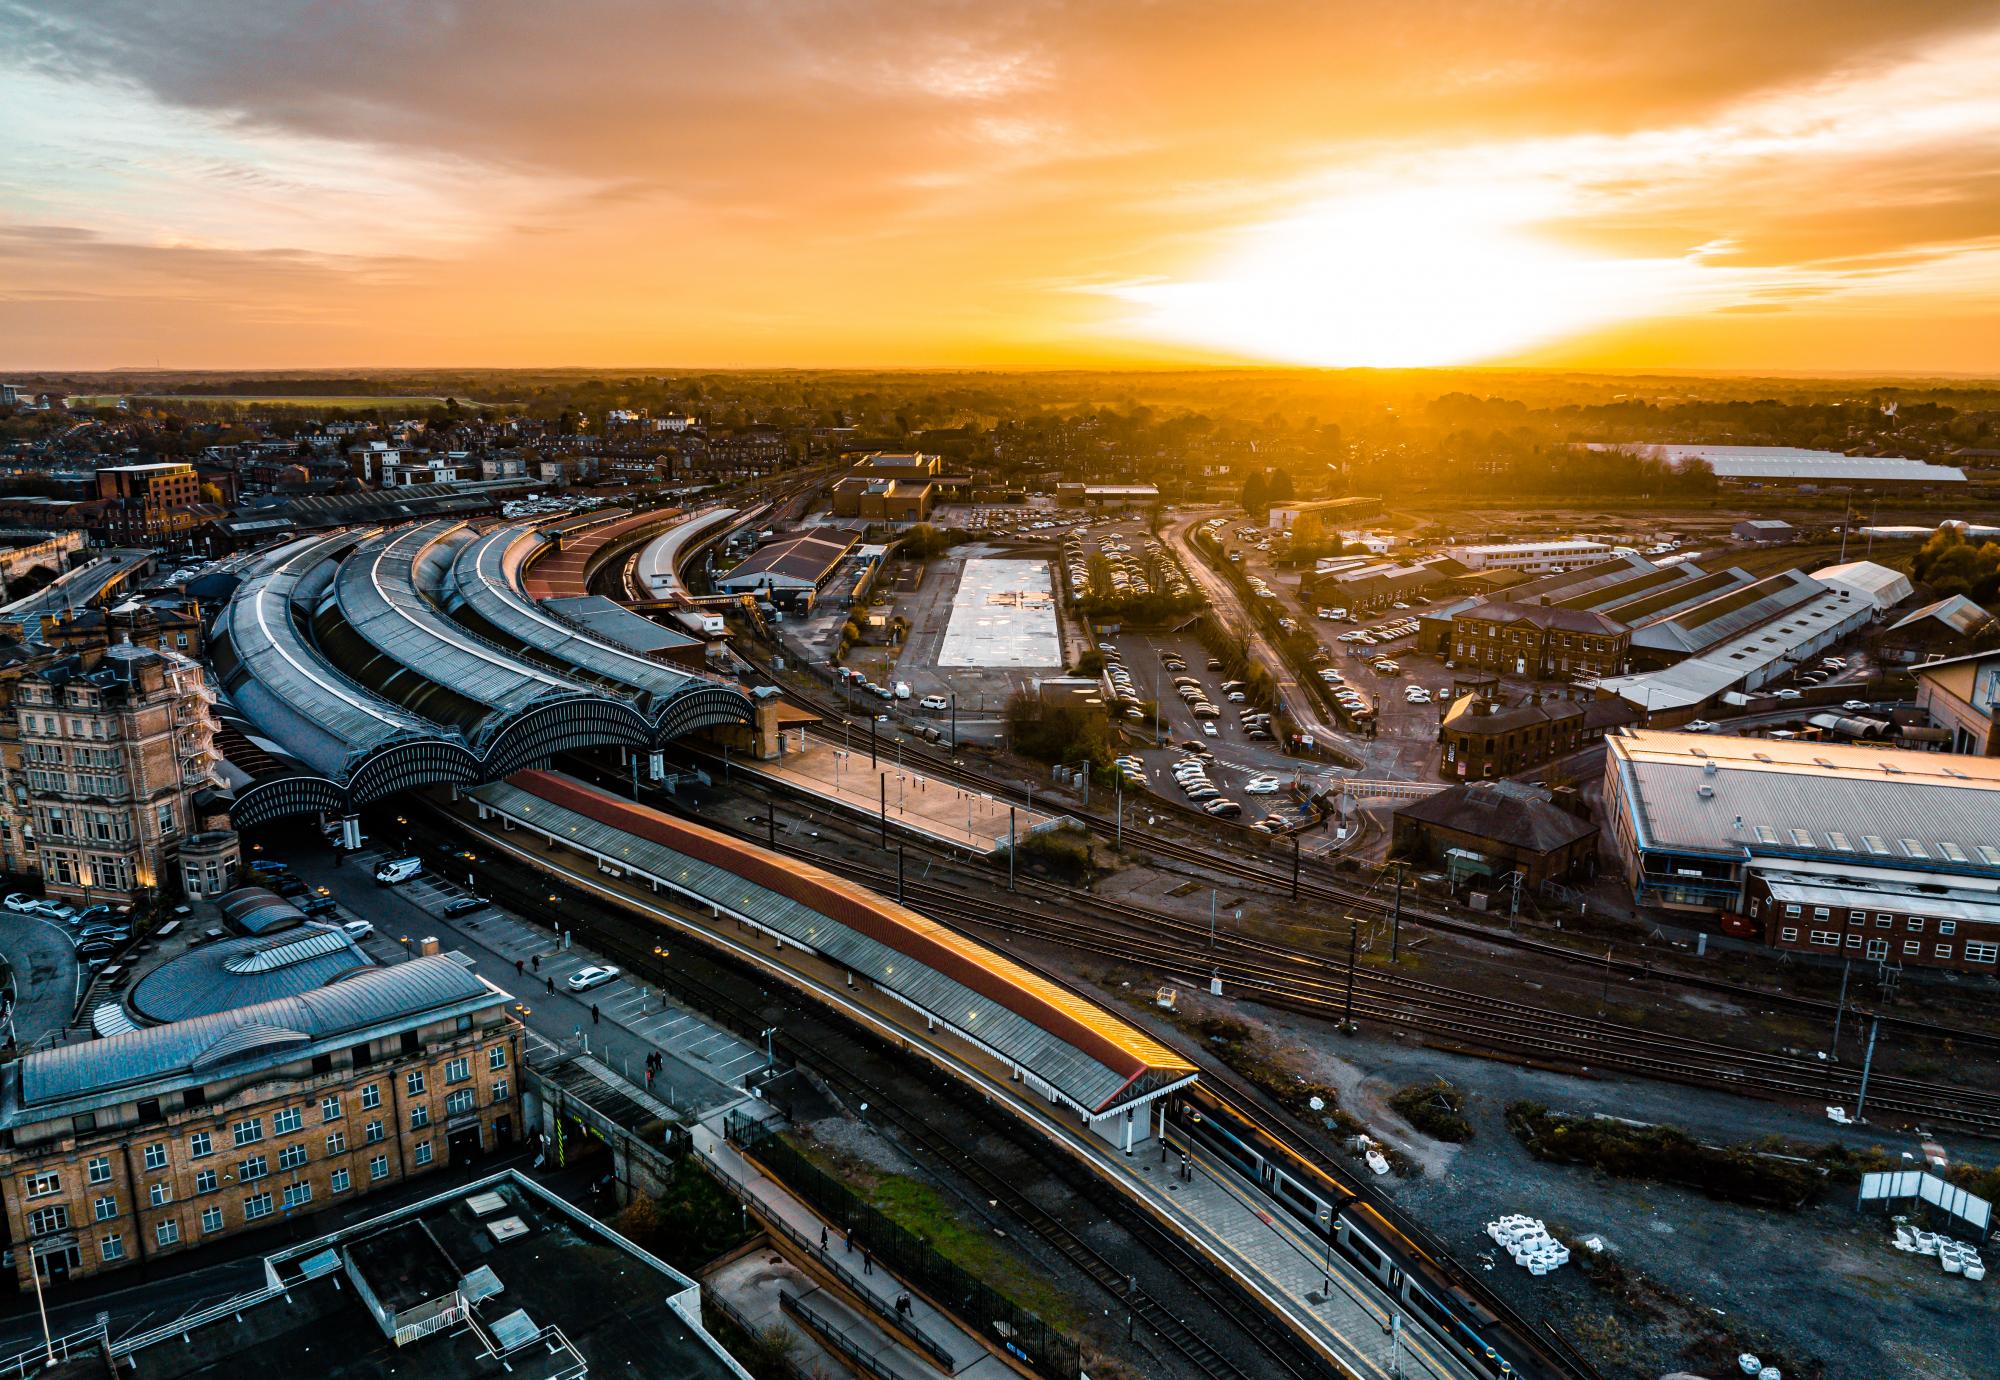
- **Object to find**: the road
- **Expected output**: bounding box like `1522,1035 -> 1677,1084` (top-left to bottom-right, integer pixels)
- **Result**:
0,912 -> 80,1049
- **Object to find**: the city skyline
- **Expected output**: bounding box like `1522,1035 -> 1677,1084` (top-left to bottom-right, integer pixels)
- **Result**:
5,1 -> 2000,374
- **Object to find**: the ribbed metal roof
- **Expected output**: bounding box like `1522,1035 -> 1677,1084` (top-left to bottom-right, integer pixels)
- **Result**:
130,924 -> 375,1025
332,520 -> 590,718
1628,570 -> 1829,655
12,957 -> 497,1119
214,534 -> 453,776
1600,587 -> 1869,711
449,524 -> 711,707
1610,730 -> 2000,867
636,506 -> 738,598
472,776 -> 1194,1114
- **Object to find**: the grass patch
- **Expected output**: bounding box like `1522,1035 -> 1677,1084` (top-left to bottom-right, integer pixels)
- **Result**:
1387,1077 -> 1474,1142
1507,1102 -> 1838,1209
864,1175 -> 1080,1328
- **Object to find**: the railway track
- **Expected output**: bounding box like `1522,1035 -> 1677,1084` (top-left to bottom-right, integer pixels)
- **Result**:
734,647 -> 2000,1059
582,751 -> 2000,1136
418,810 -> 1338,1380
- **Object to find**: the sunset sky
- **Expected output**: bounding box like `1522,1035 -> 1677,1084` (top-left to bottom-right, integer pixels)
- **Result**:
5,1 -> 2000,374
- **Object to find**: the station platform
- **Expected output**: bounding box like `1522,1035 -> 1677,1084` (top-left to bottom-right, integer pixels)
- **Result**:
446,791 -> 1481,1380
739,729 -> 1064,855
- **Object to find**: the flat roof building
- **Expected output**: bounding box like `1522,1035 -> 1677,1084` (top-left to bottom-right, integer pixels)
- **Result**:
1914,648 -> 2000,756
1602,729 -> 2000,921
1445,539 -> 1618,573
711,532 -> 857,600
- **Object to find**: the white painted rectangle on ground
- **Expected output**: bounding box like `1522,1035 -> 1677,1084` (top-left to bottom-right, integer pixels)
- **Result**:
937,558 -> 1060,668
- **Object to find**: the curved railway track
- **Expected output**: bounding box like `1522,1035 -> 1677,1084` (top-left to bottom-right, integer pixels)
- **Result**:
734,647 -> 2000,1060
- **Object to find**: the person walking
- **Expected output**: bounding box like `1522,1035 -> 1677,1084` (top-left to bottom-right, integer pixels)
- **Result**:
819,1224 -> 829,1251
591,1003 -> 600,1026
863,1249 -> 874,1277
545,975 -> 555,995
532,954 -> 542,973
515,958 -> 525,977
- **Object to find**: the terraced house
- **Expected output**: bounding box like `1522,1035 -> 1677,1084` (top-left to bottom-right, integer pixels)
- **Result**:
0,959 -> 519,1289
1449,602 -> 1628,681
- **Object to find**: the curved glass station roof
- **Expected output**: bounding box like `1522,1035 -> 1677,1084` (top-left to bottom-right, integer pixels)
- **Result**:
211,514 -> 754,826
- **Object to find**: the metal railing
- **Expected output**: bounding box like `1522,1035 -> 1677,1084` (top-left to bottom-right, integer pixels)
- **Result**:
0,1320 -> 109,1378
780,1290 -> 904,1380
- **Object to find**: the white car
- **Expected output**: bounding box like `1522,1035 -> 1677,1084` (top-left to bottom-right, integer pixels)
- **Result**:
3,893 -> 46,915
342,919 -> 375,941
1201,722 -> 1218,737
1842,699 -> 1869,711
1405,688 -> 1431,703
1770,688 -> 1802,700
567,965 -> 621,992
919,694 -> 949,711
1244,777 -> 1282,795
1684,719 -> 1719,732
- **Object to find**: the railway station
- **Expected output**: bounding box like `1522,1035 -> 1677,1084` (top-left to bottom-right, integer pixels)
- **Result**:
209,516 -> 763,834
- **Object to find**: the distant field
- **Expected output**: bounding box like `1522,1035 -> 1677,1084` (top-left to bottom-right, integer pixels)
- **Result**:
64,393 -> 487,410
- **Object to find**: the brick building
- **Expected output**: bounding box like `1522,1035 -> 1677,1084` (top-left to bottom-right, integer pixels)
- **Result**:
1439,692 -> 1636,779
830,475 -> 933,522
1449,602 -> 1628,680
93,462 -> 204,544
1,643 -> 224,902
1745,861 -> 2000,973
1391,781 -> 1600,890
0,958 -> 520,1290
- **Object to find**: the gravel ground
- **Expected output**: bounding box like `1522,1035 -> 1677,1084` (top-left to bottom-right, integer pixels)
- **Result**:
1149,988 -> 1997,1380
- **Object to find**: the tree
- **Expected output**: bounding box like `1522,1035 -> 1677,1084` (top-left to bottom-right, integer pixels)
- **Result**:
1241,470 -> 1269,514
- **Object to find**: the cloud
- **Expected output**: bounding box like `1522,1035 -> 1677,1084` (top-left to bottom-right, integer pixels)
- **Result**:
3,0 -> 2000,369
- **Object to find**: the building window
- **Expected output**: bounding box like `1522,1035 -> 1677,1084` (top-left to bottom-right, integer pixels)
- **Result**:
410,1105 -> 430,1130
1779,927 -> 1799,943
200,1206 -> 223,1234
156,1220 -> 180,1248
326,1131 -> 347,1155
278,1145 -> 307,1171
243,1192 -> 273,1221
143,1144 -> 167,1171
196,1169 -> 218,1194
100,1235 -> 124,1263
1904,940 -> 1922,955
29,1206 -> 69,1235
330,1168 -> 351,1194
189,1131 -> 213,1158
149,1183 -> 171,1207
88,1156 -> 112,1185
445,1089 -> 474,1116
405,1070 -> 426,1096
232,1118 -> 264,1147
488,1046 -> 508,1071
369,1155 -> 389,1182
94,1195 -> 118,1222
413,1142 -> 433,1167
492,1078 -> 509,1103
1809,930 -> 1839,947
360,1085 -> 381,1111
1939,921 -> 1957,936
272,1108 -> 302,1135
1845,934 -> 1862,948
321,1096 -> 342,1122
1875,914 -> 1892,929
1908,917 -> 1926,932
24,1172 -> 60,1198
444,1057 -> 470,1084
238,1155 -> 268,1183
1847,910 -> 1865,924
1783,904 -> 1801,918
1966,941 -> 1998,964
1936,945 -> 1954,960
282,1183 -> 312,1210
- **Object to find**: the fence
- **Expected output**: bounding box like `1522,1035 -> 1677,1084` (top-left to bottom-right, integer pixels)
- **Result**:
781,1291 -> 903,1380
735,1122 -> 1082,1380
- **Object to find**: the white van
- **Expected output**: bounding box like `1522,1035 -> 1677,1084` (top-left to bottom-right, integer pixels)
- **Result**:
894,682 -> 912,700
374,856 -> 423,886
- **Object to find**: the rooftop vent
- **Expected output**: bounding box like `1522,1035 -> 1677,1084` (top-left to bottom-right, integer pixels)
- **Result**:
1697,784 -> 1716,798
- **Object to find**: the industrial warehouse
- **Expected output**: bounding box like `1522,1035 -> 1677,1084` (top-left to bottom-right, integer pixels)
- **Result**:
1603,730 -> 2000,975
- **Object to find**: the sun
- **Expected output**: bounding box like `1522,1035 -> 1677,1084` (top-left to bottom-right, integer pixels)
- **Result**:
1106,181 -> 1706,368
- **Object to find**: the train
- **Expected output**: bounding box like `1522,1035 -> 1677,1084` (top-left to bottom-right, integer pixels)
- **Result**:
1171,1090 -> 1576,1380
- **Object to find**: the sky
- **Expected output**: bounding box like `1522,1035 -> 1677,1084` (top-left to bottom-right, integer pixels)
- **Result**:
4,1 -> 2000,375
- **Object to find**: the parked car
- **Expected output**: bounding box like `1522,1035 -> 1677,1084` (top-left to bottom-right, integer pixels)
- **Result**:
302,895 -> 339,917
1201,722 -> 1218,737
4,893 -> 46,915
342,919 -> 376,940
77,924 -> 131,943
1842,699 -> 1869,711
919,694 -> 948,711
1770,688 -> 1802,700
444,896 -> 488,917
1244,777 -> 1282,795
567,965 -> 620,992
1203,799 -> 1243,818
374,856 -> 423,885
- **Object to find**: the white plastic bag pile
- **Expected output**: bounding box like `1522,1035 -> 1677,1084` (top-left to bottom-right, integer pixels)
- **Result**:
1485,1215 -> 1569,1275
1892,1222 -> 1987,1281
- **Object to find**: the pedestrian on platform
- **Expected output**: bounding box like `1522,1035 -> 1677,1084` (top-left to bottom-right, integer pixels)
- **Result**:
591,1003 -> 600,1026
864,1250 -> 874,1277
820,1224 -> 829,1251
